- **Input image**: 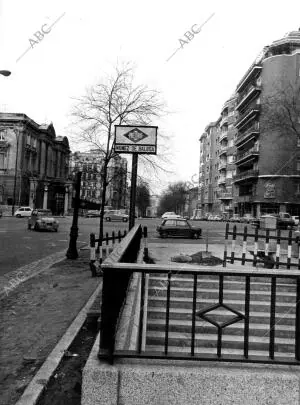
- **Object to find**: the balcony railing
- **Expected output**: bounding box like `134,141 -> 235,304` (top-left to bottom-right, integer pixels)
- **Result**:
219,146 -> 228,156
236,64 -> 262,93
235,146 -> 259,165
218,192 -> 232,199
235,106 -> 261,130
219,161 -> 227,170
233,169 -> 259,182
235,125 -> 260,147
219,131 -> 228,142
218,177 -> 226,185
220,115 -> 229,127
236,85 -> 261,112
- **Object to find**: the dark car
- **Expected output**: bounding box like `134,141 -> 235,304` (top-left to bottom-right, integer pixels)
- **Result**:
157,218 -> 202,239
85,210 -> 100,218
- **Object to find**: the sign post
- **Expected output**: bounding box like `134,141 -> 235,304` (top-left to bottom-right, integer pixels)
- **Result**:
114,125 -> 157,230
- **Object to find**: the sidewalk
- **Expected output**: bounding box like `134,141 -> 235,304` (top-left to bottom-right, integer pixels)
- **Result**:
0,248 -> 99,405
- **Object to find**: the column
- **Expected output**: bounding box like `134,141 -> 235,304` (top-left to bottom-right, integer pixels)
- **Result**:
43,184 -> 48,209
29,178 -> 36,208
64,185 -> 69,215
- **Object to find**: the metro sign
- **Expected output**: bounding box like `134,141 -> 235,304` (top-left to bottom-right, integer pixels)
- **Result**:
114,125 -> 157,155
123,128 -> 148,143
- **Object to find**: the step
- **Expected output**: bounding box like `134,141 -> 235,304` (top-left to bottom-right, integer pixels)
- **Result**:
148,296 -> 296,313
148,286 -> 296,303
146,319 -> 295,338
147,307 -> 296,325
145,331 -> 295,353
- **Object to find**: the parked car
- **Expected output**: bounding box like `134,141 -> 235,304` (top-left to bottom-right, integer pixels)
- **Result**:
85,210 -> 100,218
105,210 -> 129,222
28,209 -> 59,231
229,215 -> 241,223
251,213 -> 295,230
161,211 -> 181,219
14,206 -> 33,218
241,214 -> 256,224
213,215 -> 223,221
157,218 -> 202,239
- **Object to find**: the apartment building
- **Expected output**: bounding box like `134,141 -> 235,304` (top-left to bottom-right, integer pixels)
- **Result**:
70,150 -> 127,209
234,30 -> 300,216
199,29 -> 300,217
218,95 -> 238,216
199,121 -> 220,215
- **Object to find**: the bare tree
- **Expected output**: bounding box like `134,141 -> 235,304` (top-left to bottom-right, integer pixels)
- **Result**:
158,181 -> 189,216
261,80 -> 300,175
70,63 -> 166,241
262,81 -> 300,137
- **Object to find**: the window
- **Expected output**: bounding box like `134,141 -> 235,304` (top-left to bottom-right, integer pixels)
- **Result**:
0,130 -> 6,141
27,134 -> 30,145
165,220 -> 176,226
176,220 -> 188,227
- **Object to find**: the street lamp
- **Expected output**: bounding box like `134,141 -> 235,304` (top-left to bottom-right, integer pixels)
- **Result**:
0,70 -> 11,77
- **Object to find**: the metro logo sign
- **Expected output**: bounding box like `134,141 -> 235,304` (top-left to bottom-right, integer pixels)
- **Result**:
114,125 -> 157,155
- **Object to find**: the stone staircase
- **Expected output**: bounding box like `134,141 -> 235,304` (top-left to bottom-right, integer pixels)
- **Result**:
145,273 -> 297,360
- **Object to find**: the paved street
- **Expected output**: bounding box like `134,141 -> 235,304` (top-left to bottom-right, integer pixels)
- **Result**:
0,216 -> 231,277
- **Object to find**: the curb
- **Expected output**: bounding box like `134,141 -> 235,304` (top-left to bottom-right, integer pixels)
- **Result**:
15,279 -> 102,405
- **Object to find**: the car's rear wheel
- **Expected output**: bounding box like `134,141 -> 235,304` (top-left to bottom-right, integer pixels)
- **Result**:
106,217 -> 111,222
16,214 -> 21,218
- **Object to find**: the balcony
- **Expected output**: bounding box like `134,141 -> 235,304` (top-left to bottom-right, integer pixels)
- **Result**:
236,85 -> 261,112
219,131 -> 228,142
235,145 -> 259,165
219,145 -> 228,156
218,192 -> 232,200
233,169 -> 259,183
219,161 -> 227,170
236,64 -> 262,93
218,177 -> 226,185
220,115 -> 229,127
235,106 -> 260,130
236,194 -> 254,203
235,125 -> 260,148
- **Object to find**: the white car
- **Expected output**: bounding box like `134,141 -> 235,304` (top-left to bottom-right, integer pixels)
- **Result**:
161,212 -> 182,219
14,206 -> 33,218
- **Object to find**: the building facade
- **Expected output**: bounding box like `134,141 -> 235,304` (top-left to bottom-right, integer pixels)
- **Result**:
0,113 -> 71,214
199,29 -> 300,217
70,150 -> 127,209
234,30 -> 300,216
199,121 -> 220,215
217,95 -> 237,217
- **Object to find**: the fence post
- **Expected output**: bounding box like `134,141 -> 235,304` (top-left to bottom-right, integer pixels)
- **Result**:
143,226 -> 149,262
241,226 -> 247,265
89,233 -> 97,277
223,222 -> 229,267
112,231 -> 115,246
118,230 -> 122,243
230,225 -> 237,264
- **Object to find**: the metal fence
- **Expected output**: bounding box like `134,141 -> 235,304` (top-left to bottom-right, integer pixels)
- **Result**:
223,223 -> 300,269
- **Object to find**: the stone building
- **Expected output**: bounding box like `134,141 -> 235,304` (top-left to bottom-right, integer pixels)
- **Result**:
70,150 -> 127,209
0,113 -> 71,215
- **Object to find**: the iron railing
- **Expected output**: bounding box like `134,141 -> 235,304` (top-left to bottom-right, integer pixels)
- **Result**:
99,261 -> 300,366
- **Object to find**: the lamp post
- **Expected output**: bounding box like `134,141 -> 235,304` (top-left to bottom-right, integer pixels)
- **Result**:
66,171 -> 82,259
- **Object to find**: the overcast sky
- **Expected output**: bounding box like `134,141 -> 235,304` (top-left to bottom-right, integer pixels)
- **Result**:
1,0 -> 300,194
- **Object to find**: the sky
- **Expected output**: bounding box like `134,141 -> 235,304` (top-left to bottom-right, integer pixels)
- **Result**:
1,0 -> 300,195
